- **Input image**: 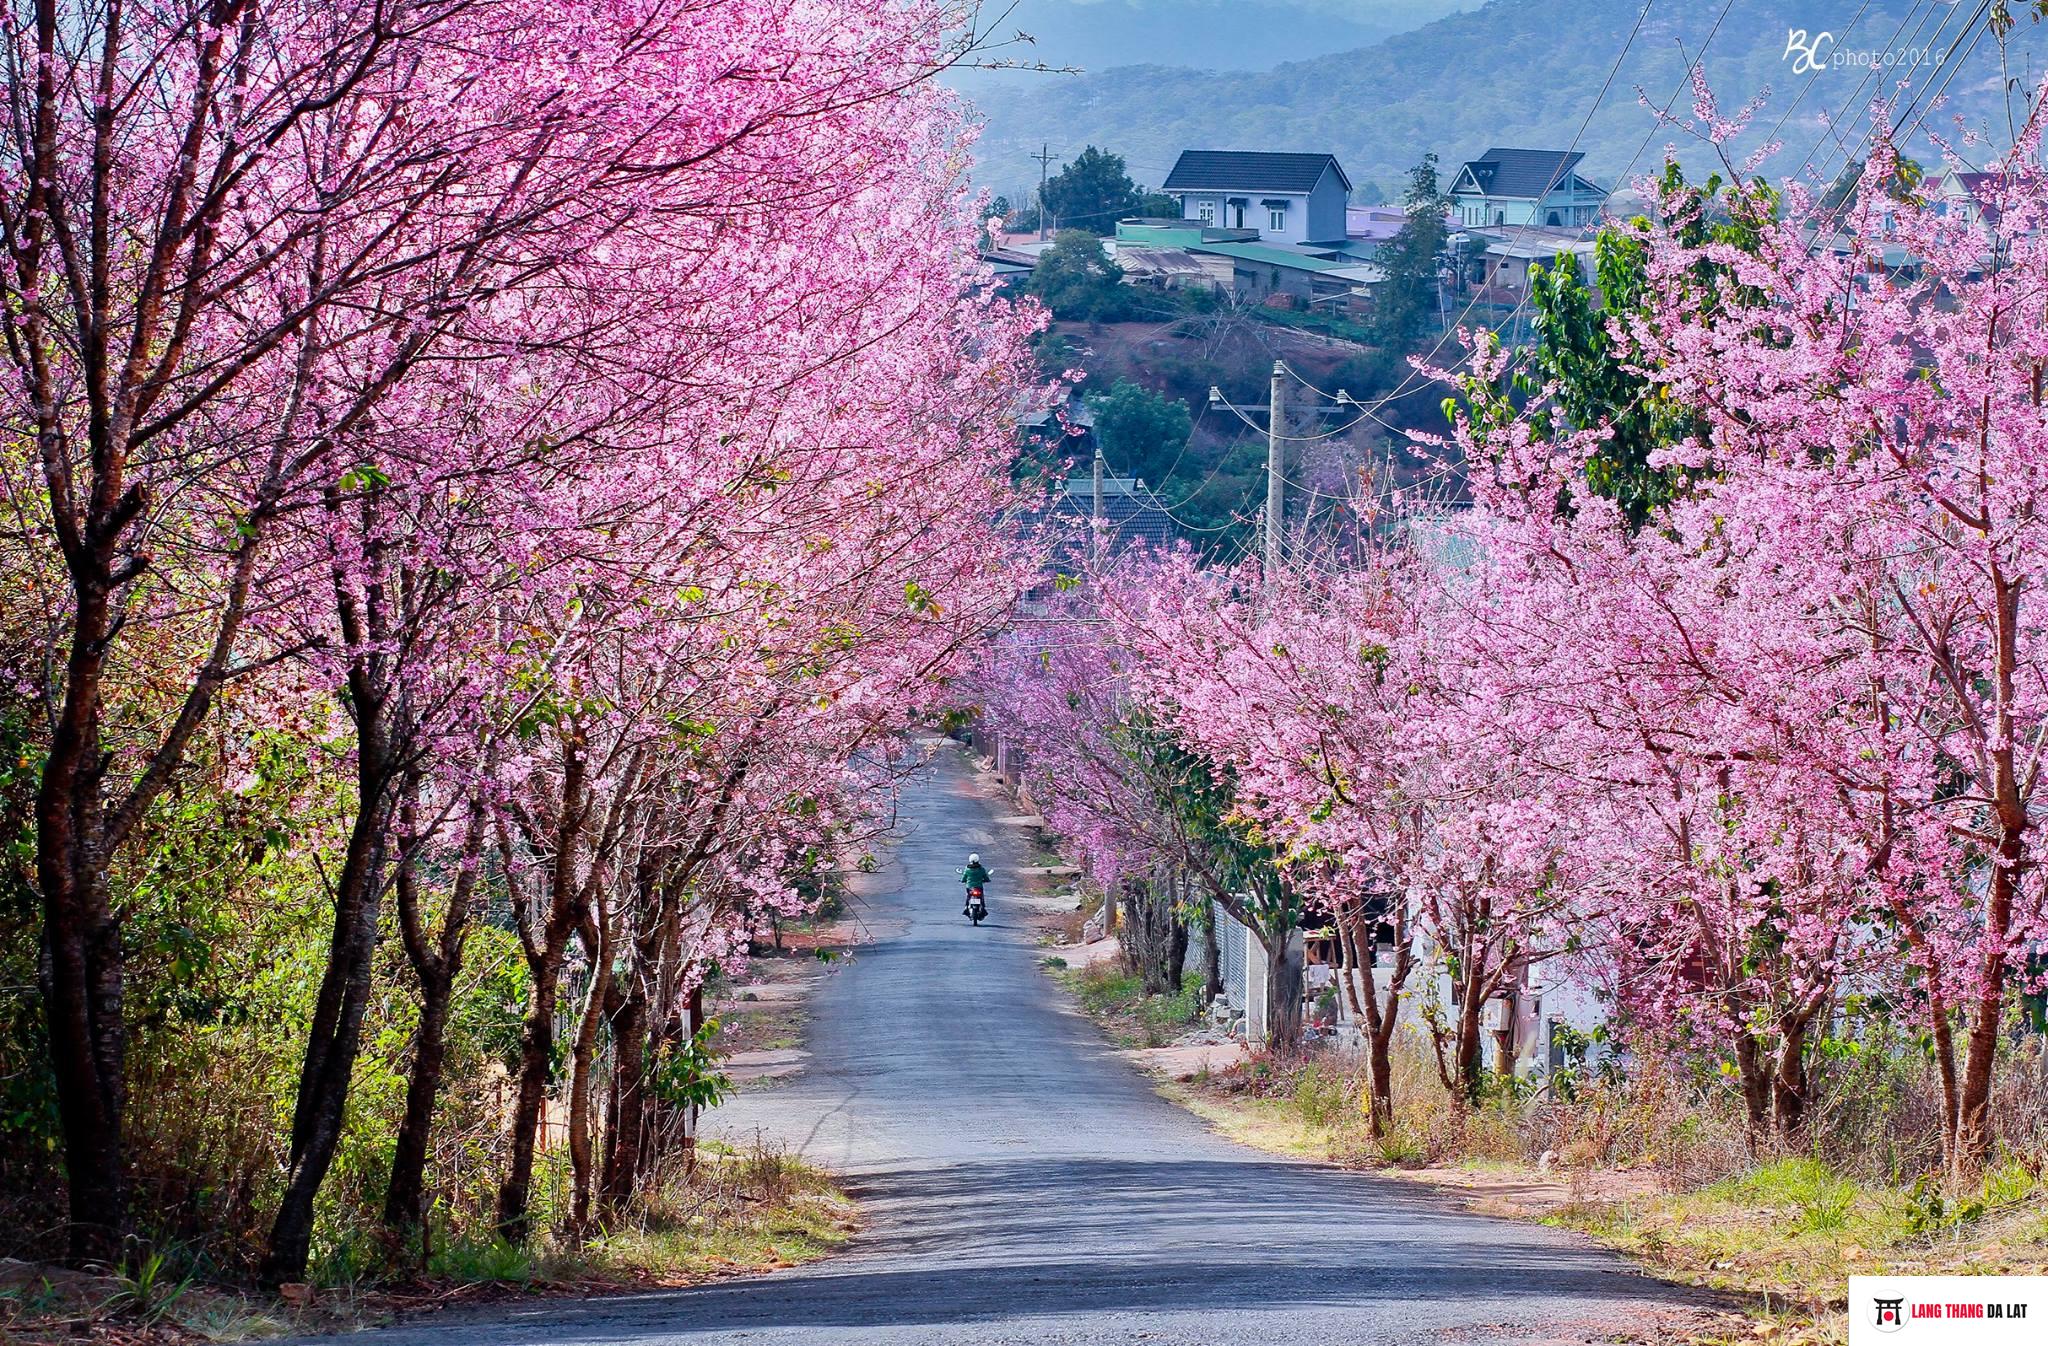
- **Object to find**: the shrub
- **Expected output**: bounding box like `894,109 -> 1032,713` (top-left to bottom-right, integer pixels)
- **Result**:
1292,1064 -> 1350,1129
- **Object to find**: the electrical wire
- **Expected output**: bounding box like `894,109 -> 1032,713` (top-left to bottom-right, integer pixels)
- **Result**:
1331,0 -> 1681,419
1750,0 -> 1881,168
1806,0 -> 1960,189
1786,0 -> 1945,191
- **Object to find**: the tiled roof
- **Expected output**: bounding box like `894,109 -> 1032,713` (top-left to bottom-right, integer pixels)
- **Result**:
1163,151 -> 1351,195
1455,148 -> 1592,200
1021,479 -> 1176,564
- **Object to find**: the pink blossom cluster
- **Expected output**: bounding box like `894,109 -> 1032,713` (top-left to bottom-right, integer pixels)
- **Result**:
977,87 -> 2048,1165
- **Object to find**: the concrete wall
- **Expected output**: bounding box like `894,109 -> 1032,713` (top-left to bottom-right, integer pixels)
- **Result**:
1304,167 -> 1348,242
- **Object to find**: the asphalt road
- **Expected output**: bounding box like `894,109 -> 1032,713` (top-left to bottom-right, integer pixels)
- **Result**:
329,741 -> 1712,1345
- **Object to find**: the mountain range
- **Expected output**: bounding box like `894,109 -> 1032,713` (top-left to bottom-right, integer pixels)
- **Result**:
965,0 -> 2046,202
948,0 -> 1478,88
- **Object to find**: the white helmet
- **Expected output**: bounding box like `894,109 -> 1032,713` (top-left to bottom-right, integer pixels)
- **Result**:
968,853 -> 980,864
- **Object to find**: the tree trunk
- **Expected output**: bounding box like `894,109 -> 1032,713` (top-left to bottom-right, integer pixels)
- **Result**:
1771,1014 -> 1812,1138
262,737 -> 394,1284
1202,900 -> 1223,1001
1119,876 -> 1187,997
383,970 -> 453,1256
36,577 -> 130,1267
1733,1028 -> 1771,1139
498,935 -> 571,1242
682,984 -> 705,1176
381,799 -> 483,1257
600,986 -> 650,1214
567,912 -> 613,1233
1454,979 -> 1484,1104
1336,908 -> 1408,1139
1953,822 -> 2023,1172
38,860 -> 128,1267
1262,926 -> 1303,1053
496,725 -> 592,1243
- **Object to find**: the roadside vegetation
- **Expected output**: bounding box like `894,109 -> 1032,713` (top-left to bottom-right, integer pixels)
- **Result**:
1044,960 -> 1206,1049
1010,732 -> 2048,1345
1,0 -> 1011,1318
1156,1041 -> 2048,1340
0,1143 -> 853,1344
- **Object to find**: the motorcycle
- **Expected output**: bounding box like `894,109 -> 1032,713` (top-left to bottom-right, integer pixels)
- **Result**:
965,886 -> 987,925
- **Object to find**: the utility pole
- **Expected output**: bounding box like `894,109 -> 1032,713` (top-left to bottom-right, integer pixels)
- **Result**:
1265,360 -> 1286,585
1032,143 -> 1057,243
1091,441 -> 1105,563
1210,363 -> 1346,590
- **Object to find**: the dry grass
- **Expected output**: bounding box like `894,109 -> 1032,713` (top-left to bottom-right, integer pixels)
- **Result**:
1154,1037 -> 2048,1344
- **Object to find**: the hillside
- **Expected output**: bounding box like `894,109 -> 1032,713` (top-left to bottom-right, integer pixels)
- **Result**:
968,0 -> 2046,200
946,0 -> 1479,89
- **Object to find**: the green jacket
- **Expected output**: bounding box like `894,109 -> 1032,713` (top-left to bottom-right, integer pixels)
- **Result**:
960,862 -> 991,888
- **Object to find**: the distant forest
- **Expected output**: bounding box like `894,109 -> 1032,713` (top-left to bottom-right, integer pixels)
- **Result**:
968,0 -> 2047,202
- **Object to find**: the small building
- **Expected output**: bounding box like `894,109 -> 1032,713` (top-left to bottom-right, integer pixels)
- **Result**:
1932,168 -> 2004,230
1113,243 -> 1233,292
1193,240 -> 1384,311
1111,219 -> 1382,311
1450,148 -> 1608,229
1046,473 -> 1174,557
1342,204 -> 1409,257
1474,231 -> 1598,298
1162,150 -> 1352,246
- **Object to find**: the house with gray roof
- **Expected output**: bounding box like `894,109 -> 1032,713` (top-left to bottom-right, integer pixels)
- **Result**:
1162,150 -> 1351,246
1450,148 -> 1608,229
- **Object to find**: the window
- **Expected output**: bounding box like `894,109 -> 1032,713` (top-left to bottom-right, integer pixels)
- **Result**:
1198,200 -> 1215,225
1268,206 -> 1286,231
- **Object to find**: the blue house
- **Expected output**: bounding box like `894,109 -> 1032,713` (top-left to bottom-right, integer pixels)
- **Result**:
1162,150 -> 1352,246
1450,148 -> 1608,228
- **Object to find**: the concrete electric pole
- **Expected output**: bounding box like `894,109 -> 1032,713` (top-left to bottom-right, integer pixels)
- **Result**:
1091,441 -> 1105,563
1032,143 -> 1057,243
1264,360 -> 1286,585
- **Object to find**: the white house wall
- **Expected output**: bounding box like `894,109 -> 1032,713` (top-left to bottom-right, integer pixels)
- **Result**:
1334,936 -> 1611,1084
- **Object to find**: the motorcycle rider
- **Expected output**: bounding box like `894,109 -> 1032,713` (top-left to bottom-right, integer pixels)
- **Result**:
960,852 -> 991,915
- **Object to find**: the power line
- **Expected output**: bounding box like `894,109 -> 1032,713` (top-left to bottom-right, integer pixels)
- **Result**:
1784,0 -> 1944,190
1796,0 -> 1961,197
1752,0 -> 1881,165
1344,0 -> 1687,419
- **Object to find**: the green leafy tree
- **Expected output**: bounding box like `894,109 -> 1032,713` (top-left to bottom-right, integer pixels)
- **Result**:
1040,146 -> 1141,235
1520,162 -> 1773,527
1125,724 -> 1303,1050
1027,229 -> 1137,321
1367,153 -> 1449,349
1135,189 -> 1178,218
1088,380 -> 1191,486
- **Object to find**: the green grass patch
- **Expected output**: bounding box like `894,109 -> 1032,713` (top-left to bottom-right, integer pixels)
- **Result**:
1056,963 -> 1203,1048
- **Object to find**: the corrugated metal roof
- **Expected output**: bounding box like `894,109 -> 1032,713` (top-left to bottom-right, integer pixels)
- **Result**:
1189,241 -> 1352,274
1163,150 -> 1351,195
1114,247 -> 1216,278
1455,148 -> 1592,200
